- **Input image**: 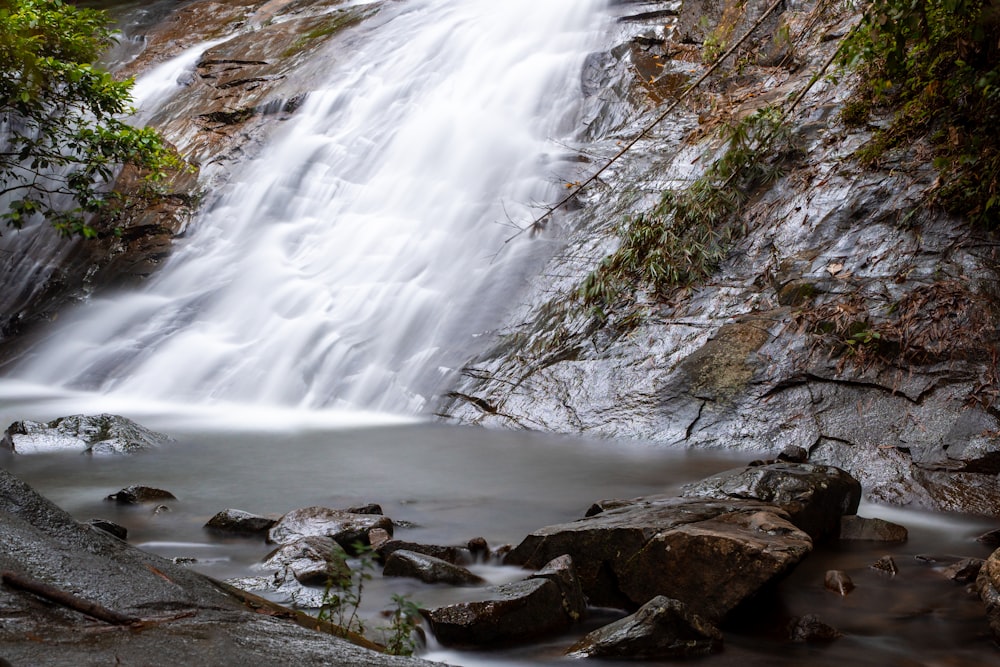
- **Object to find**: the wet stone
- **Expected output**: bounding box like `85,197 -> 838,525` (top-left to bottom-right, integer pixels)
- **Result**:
527,555 -> 586,623
789,614 -> 842,643
1,414 -> 171,455
345,503 -> 383,515
106,485 -> 177,504
376,540 -> 469,565
871,555 -> 898,576
825,570 -> 854,595
263,535 -> 350,587
839,515 -> 908,543
205,509 -> 276,535
467,537 -> 490,561
383,550 -> 486,587
942,558 -> 983,583
977,529 -> 1000,548
567,596 -> 723,659
777,445 -> 809,463
268,506 -> 393,552
87,518 -> 127,540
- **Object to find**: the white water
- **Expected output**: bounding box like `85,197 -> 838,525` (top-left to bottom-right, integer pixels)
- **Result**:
7,0 -> 607,414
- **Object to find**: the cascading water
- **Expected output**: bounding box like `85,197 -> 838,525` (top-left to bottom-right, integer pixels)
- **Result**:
4,0 -> 609,414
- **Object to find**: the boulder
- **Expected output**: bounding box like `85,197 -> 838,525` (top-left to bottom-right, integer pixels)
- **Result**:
2,414 -> 171,455
205,509 -> 277,535
268,506 -> 393,551
106,485 -> 177,504
383,550 -> 485,587
680,462 -> 862,541
263,536 -> 350,587
375,540 -> 469,565
839,515 -> 908,542
528,555 -> 586,623
421,577 -> 572,646
977,548 -> 1000,642
505,497 -> 812,621
566,596 -> 723,659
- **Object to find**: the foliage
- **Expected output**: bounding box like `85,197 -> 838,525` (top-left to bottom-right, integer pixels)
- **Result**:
0,0 -> 179,237
578,105 -> 793,318
839,0 -> 1000,226
317,542 -> 374,637
382,594 -> 421,656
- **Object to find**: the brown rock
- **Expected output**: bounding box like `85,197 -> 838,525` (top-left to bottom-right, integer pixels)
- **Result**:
976,548 -> 1000,641
789,614 -> 842,643
839,515 -> 908,543
942,557 -> 983,583
527,555 -> 586,623
824,570 -> 854,595
871,555 -> 898,576
106,485 -> 177,504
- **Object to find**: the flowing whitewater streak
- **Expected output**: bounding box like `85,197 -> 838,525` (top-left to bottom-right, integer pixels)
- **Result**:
8,0 -> 607,414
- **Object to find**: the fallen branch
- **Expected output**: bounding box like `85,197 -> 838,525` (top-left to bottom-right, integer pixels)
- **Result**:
1,570 -> 139,625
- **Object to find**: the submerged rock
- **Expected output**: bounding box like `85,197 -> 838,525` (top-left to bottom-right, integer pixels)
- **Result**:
839,515 -> 908,542
824,570 -> 854,595
871,555 -> 898,576
789,614 -> 842,643
567,596 -> 723,659
205,509 -> 277,536
263,536 -> 350,587
505,496 -> 812,621
2,414 -> 171,455
106,485 -> 177,504
942,557 -> 983,583
383,550 -> 485,587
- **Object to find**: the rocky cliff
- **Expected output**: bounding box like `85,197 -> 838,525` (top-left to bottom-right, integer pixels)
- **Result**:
441,0 -> 1000,517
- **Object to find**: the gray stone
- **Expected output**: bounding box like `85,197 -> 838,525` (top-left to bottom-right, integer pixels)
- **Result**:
263,536 -> 350,587
268,506 -> 393,551
567,596 -> 723,659
376,539 -> 469,565
505,496 -> 812,621
421,578 -> 572,646
2,414 -> 171,455
383,550 -> 485,587
840,515 -> 908,543
106,485 -> 177,504
681,463 -> 862,541
204,508 -> 276,535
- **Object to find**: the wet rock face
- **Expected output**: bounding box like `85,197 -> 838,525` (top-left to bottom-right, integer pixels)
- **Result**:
839,515 -> 908,543
263,535 -> 350,587
106,485 -> 177,504
205,509 -> 277,535
505,496 -> 812,621
2,414 -> 171,455
441,0 -> 1000,519
567,596 -> 723,659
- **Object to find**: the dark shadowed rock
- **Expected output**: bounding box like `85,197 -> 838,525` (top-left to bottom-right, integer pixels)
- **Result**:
106,485 -> 177,504
269,506 -> 393,551
839,515 -> 908,542
778,445 -> 809,463
681,463 -> 862,541
977,529 -> 1000,548
375,540 -> 469,565
789,614 -> 842,643
528,555 -> 586,622
942,557 -> 983,583
421,578 -> 572,646
263,536 -> 350,587
871,555 -> 898,576
567,595 -> 722,659
2,414 -> 171,455
825,570 -> 854,595
505,497 -> 812,621
383,550 -> 486,587
87,518 -> 127,540
467,537 -> 490,561
977,549 -> 1000,642
345,503 -> 383,515
205,509 -> 276,535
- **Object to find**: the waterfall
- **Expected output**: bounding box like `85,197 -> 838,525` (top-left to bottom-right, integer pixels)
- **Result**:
4,0 -> 608,414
